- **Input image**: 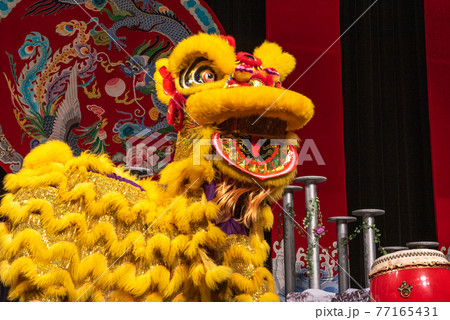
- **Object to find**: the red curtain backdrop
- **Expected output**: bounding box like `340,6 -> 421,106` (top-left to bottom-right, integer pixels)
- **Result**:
266,0 -> 347,265
424,0 -> 450,247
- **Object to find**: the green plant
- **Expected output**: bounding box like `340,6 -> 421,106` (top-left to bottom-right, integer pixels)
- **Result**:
304,197 -> 327,275
341,221 -> 387,255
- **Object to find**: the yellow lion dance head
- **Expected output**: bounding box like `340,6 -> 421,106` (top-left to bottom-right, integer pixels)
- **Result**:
154,33 -> 314,228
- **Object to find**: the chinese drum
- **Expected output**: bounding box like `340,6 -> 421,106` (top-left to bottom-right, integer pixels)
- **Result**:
369,249 -> 450,302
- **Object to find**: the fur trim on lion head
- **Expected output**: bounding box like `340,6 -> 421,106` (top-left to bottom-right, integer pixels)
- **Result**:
154,32 -> 314,202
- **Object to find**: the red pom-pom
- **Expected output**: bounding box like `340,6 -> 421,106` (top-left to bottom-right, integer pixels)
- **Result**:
220,35 -> 236,49
167,92 -> 186,132
159,66 -> 177,96
236,52 -> 262,67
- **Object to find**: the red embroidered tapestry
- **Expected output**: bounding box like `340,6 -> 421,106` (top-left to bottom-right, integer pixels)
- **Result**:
0,0 -> 223,174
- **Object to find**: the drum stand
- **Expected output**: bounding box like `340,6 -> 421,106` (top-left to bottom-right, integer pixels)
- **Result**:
406,241 -> 439,250
352,209 -> 385,288
282,185 -> 303,296
295,176 -> 327,289
384,246 -> 409,254
327,216 -> 357,293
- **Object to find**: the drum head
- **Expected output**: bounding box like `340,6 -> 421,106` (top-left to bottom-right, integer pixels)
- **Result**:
370,249 -> 449,277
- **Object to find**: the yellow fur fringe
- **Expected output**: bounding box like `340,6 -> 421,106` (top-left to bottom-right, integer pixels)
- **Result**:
253,41 -> 296,81
0,141 -> 279,302
167,33 -> 236,79
185,86 -> 314,131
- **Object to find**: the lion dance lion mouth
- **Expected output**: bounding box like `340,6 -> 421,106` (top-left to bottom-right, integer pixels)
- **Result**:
0,33 -> 314,302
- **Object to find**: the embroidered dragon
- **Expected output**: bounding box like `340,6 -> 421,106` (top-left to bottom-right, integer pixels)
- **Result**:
5,27 -> 107,155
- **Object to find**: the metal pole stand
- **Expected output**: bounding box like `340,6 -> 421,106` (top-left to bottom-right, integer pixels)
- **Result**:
282,185 -> 303,297
327,216 -> 357,293
352,209 -> 385,288
295,176 -> 327,289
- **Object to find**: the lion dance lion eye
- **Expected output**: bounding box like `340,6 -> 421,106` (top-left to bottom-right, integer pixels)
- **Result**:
191,66 -> 217,85
180,57 -> 221,88
201,70 -> 215,83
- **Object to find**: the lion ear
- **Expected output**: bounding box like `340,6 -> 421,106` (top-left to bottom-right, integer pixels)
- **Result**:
154,58 -> 171,105
253,41 -> 296,81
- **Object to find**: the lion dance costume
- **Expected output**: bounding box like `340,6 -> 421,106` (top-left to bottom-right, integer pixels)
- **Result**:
0,33 -> 314,301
